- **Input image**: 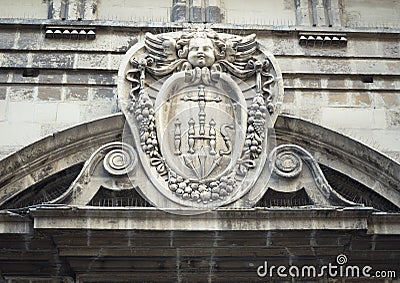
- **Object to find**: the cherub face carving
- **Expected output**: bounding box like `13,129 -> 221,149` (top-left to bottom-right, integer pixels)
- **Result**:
187,37 -> 216,68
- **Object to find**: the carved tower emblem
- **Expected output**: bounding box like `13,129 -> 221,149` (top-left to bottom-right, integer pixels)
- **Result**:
156,72 -> 246,182
118,27 -> 283,209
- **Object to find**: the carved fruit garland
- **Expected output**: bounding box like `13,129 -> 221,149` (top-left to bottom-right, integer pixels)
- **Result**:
134,90 -> 166,175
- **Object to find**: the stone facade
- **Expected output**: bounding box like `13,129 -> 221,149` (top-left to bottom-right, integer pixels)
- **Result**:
0,1 -> 400,282
0,0 -> 399,162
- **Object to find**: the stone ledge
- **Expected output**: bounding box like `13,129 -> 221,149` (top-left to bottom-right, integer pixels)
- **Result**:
0,210 -> 32,234
0,19 -> 399,35
369,213 -> 400,235
0,206 -> 395,235
2,205 -> 399,234
28,206 -> 378,231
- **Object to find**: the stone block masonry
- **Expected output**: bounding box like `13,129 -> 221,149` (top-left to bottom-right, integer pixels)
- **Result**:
0,52 -> 119,158
0,2 -> 399,162
281,70 -> 400,161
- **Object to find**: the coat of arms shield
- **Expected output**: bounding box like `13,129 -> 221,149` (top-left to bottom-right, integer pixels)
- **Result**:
117,27 -> 283,210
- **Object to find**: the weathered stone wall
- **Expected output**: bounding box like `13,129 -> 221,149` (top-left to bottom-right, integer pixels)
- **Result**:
0,0 -> 399,162
343,0 -> 400,28
1,0 -> 400,27
267,30 -> 400,161
0,25 -> 137,157
96,0 -> 171,22
223,0 -> 296,25
0,0 -> 48,19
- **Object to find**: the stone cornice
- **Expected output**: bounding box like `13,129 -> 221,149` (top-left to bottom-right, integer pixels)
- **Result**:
0,206 -> 398,235
0,210 -> 32,234
0,19 -> 399,36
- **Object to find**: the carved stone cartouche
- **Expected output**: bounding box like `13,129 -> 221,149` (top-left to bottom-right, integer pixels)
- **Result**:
120,27 -> 282,208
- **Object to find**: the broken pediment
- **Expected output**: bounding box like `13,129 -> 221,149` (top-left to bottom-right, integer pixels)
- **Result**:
0,114 -> 399,217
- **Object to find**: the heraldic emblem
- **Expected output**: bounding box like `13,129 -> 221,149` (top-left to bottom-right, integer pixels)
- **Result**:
118,27 -> 283,210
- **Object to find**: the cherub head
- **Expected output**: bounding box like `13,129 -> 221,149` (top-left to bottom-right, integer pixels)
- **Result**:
187,37 -> 216,68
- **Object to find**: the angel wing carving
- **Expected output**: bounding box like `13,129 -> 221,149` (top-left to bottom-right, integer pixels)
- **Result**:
144,32 -> 178,65
225,34 -> 257,66
142,31 -> 259,78
220,33 -> 258,79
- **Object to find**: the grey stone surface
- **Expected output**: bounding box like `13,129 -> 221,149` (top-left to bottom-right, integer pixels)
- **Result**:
56,103 -> 82,124
8,86 -> 35,101
0,0 -> 48,19
34,103 -> 58,123
172,1 -> 188,22
76,53 -> 109,69
92,87 -> 115,100
79,102 -> 115,121
223,0 -> 296,25
343,0 -> 400,28
0,72 -> 8,83
0,53 -> 28,68
0,100 -> 6,121
38,71 -> 64,84
65,87 -> 89,101
90,72 -> 117,85
37,86 -> 62,101
95,0 -> 170,22
0,30 -> 16,49
66,73 -> 89,84
189,6 -> 203,23
31,53 -> 74,69
0,87 -> 6,100
205,6 -> 221,23
320,108 -> 386,129
7,101 -> 36,123
11,72 -> 39,84
0,121 -> 41,147
16,29 -> 41,49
